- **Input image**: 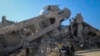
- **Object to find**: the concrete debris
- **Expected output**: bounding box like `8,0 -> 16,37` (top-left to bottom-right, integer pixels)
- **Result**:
0,5 -> 99,56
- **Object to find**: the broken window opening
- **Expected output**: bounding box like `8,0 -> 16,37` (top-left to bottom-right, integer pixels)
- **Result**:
87,31 -> 97,37
28,24 -> 36,33
50,18 -> 55,24
22,24 -> 36,36
39,18 -> 56,29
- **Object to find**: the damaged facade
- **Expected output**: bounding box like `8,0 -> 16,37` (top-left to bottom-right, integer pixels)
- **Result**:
0,5 -> 99,56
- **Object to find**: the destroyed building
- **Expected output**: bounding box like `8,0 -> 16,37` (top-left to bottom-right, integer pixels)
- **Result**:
0,5 -> 99,56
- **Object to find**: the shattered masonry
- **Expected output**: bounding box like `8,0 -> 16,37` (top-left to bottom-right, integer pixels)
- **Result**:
0,5 -> 99,56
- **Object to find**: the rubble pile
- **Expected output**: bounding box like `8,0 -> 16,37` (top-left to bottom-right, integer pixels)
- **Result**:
0,5 -> 99,56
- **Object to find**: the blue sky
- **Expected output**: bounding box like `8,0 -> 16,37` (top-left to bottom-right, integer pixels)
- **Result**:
0,0 -> 100,29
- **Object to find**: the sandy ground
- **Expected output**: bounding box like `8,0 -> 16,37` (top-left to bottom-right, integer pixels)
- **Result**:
75,49 -> 100,56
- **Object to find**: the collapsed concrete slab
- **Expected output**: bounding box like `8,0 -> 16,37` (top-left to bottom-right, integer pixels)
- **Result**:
0,5 -> 99,56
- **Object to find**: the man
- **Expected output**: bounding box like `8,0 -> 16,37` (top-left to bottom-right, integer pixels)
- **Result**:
60,44 -> 75,56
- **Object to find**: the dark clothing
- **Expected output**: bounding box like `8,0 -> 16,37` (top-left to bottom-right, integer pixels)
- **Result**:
70,45 -> 75,56
70,45 -> 75,53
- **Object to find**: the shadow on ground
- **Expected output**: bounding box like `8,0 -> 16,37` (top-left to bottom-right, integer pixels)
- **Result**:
75,55 -> 85,56
76,49 -> 100,54
75,49 -> 100,56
